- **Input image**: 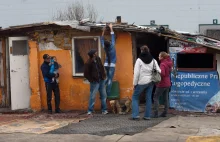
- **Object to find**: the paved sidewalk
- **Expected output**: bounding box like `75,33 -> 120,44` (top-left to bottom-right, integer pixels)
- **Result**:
1,115 -> 220,142
0,112 -> 89,134
119,115 -> 220,142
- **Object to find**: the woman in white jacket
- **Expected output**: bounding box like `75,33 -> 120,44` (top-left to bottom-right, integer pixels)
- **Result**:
131,45 -> 161,120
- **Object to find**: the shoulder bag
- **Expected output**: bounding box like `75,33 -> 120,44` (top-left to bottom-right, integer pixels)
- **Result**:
151,60 -> 161,84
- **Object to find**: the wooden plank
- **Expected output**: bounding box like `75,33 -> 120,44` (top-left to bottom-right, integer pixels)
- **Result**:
131,33 -> 137,68
160,34 -> 220,51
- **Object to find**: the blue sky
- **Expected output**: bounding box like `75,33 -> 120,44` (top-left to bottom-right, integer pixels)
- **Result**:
0,0 -> 126,28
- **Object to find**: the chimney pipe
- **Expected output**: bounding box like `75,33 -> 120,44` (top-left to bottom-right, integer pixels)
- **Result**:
116,16 -> 121,24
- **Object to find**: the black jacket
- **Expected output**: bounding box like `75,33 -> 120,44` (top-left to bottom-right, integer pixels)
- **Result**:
84,57 -> 106,83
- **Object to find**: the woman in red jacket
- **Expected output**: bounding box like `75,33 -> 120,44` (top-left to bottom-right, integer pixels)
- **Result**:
153,52 -> 173,118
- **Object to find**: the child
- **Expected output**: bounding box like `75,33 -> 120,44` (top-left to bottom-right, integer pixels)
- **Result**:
50,56 -> 61,83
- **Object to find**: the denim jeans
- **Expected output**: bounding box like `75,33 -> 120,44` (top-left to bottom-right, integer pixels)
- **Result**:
153,87 -> 170,115
88,80 -> 108,113
45,83 -> 60,111
132,82 -> 154,118
105,67 -> 115,97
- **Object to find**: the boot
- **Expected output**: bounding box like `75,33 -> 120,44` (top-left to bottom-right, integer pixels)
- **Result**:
153,111 -> 159,118
160,111 -> 167,117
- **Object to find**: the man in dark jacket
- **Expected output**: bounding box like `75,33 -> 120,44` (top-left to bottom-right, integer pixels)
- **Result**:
41,54 -> 61,114
84,49 -> 108,115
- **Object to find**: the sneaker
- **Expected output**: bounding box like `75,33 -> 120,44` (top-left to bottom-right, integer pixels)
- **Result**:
55,109 -> 63,113
87,112 -> 93,115
129,117 -> 140,121
102,111 -> 108,115
143,117 -> 151,120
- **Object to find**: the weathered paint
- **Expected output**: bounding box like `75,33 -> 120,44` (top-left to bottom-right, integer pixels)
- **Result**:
114,32 -> 133,99
29,31 -> 133,111
0,38 -> 7,107
39,42 -> 61,51
9,37 -> 31,110
39,50 -> 91,110
29,41 -> 41,111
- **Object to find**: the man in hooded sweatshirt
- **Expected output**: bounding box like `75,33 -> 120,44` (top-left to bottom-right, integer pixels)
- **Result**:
153,51 -> 173,118
131,45 -> 161,121
101,23 -> 116,97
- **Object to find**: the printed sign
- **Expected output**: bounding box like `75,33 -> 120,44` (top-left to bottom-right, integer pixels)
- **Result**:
169,39 -> 219,112
170,71 -> 219,112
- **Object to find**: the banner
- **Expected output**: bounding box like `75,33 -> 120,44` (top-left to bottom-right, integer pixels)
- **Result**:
170,71 -> 219,112
169,39 -> 220,112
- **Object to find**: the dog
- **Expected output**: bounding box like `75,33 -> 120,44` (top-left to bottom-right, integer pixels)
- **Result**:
109,96 -> 132,114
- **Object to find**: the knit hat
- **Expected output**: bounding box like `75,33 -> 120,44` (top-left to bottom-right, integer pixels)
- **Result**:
88,49 -> 97,58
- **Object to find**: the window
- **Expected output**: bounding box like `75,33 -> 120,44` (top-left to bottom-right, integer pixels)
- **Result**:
72,36 -> 101,76
12,40 -> 28,56
177,53 -> 215,70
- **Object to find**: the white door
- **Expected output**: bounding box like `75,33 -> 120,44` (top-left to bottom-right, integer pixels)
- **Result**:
9,37 -> 31,110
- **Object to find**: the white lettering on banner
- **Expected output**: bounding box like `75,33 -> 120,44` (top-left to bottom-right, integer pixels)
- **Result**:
192,91 -> 207,94
210,74 -> 218,79
172,73 -> 218,80
170,90 -> 207,94
172,73 -> 209,80
172,81 -> 211,88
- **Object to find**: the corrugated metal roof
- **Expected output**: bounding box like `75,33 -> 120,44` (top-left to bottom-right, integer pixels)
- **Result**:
1,20 -> 220,51
2,20 -> 90,32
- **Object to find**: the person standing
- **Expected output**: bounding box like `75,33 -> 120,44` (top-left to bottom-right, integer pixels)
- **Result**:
41,54 -> 61,114
153,52 -> 173,118
101,23 -> 116,97
84,49 -> 108,115
131,45 -> 161,120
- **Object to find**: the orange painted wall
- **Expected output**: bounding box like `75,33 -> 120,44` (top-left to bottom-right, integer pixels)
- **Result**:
29,41 -> 42,111
114,32 -> 133,99
34,32 -> 133,111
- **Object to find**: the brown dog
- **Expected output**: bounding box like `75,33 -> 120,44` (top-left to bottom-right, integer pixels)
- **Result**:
109,97 -> 132,114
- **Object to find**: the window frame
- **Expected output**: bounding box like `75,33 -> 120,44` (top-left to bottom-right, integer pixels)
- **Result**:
72,36 -> 101,77
176,53 -> 216,71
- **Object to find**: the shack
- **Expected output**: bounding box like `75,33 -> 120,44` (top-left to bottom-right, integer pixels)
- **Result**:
0,19 -> 220,112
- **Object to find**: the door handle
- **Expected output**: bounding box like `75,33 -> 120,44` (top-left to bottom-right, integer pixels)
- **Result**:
10,47 -> 13,54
